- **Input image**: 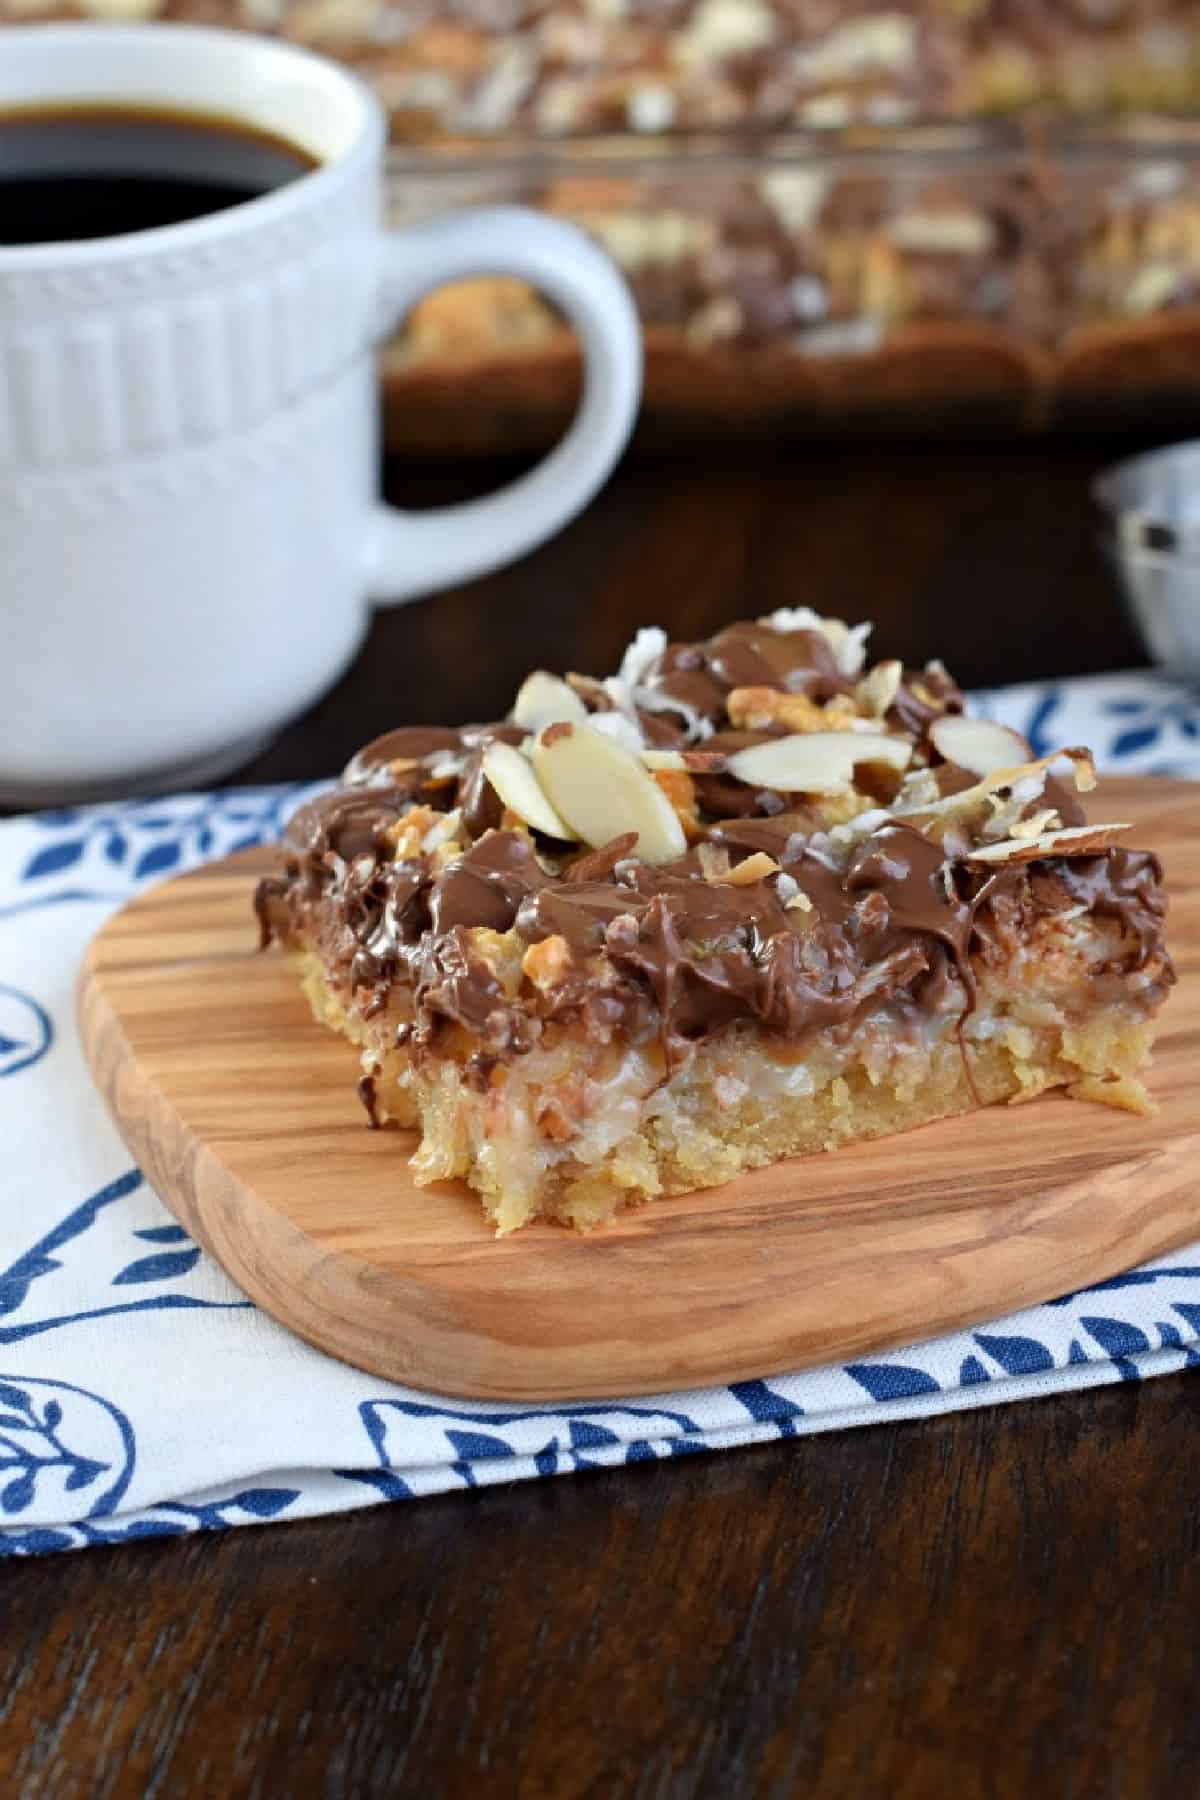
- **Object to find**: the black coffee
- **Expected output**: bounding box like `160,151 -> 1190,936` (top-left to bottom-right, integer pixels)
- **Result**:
0,107 -> 317,246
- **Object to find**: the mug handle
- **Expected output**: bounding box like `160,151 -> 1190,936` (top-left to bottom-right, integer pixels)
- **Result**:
364,206 -> 642,605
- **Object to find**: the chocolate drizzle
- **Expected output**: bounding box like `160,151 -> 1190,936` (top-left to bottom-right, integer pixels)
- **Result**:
357,1071 -> 380,1128
257,620 -> 1173,1072
637,622 -> 854,728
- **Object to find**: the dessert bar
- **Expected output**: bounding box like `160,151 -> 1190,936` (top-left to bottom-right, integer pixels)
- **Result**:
15,0 -> 1195,140
383,128 -> 1200,446
257,612 -> 1174,1232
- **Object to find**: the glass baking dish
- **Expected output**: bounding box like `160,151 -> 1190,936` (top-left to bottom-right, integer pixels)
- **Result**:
381,118 -> 1200,450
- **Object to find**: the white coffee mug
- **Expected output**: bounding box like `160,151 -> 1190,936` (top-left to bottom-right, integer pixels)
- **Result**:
0,24 -> 642,805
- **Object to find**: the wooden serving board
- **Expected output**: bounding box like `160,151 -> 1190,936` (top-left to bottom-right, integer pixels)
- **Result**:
78,776 -> 1200,1402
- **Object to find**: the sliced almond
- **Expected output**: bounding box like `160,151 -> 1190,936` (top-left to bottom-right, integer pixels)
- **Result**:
726,730 -> 912,794
854,659 -> 903,719
589,709 -> 646,756
929,715 -> 1031,777
564,832 -> 639,883
532,721 -> 687,864
725,851 -> 781,885
640,748 -> 729,774
967,823 -> 1132,866
511,670 -> 589,733
682,750 -> 729,772
482,741 -> 577,842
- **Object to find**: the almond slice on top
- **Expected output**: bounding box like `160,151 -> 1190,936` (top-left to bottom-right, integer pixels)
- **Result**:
855,659 -> 904,720
893,746 -> 1097,823
929,715 -> 1031,777
966,823 -> 1132,865
511,670 -> 589,733
482,741 -> 577,841
726,730 -> 912,794
532,721 -> 687,864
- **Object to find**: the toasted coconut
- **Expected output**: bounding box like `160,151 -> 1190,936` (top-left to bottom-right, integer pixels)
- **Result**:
629,681 -> 714,743
893,746 -> 1097,826
427,749 -> 468,783
618,626 -> 668,690
1008,808 -> 1062,842
828,807 -> 892,849
725,851 -> 781,886
895,767 -> 941,810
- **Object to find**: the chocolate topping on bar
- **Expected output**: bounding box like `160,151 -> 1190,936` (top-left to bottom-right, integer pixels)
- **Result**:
431,829 -> 544,935
258,615 -> 1172,1067
342,726 -> 464,783
642,622 -> 851,724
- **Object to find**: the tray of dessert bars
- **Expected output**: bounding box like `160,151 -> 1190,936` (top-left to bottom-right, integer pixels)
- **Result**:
380,119 -> 1200,450
7,2 -> 1198,447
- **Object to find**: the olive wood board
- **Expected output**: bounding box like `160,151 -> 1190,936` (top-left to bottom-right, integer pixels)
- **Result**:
78,775 -> 1200,1402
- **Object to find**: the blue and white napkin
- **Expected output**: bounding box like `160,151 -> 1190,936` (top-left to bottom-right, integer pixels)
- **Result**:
2,672 -> 1198,1558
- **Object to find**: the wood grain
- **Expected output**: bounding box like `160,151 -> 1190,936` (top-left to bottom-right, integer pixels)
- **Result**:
77,775 -> 1198,1403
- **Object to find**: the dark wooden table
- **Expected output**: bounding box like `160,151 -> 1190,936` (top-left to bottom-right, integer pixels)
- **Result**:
6,432 -> 1199,1800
